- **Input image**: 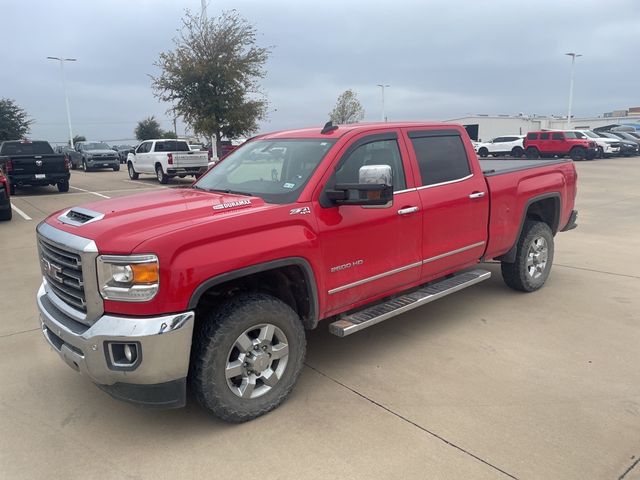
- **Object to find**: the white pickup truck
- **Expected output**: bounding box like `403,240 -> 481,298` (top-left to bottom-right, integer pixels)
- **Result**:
127,139 -> 209,184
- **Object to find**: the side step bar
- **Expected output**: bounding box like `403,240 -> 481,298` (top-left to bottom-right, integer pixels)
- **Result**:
329,269 -> 491,337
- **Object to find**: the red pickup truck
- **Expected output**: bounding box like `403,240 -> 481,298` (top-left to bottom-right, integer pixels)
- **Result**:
35,122 -> 578,422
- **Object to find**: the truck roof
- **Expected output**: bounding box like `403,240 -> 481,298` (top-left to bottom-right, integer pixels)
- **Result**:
259,122 -> 456,140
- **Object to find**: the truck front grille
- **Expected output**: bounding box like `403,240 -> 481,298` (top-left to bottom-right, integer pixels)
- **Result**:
39,237 -> 86,312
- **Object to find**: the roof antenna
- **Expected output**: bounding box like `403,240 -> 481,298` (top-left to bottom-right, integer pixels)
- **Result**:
321,121 -> 339,134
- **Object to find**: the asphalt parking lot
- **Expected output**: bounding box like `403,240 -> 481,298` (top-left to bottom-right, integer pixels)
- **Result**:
1,159 -> 639,480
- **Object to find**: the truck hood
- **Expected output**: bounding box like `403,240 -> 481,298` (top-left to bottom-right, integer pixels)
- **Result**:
86,149 -> 117,155
46,188 -> 273,253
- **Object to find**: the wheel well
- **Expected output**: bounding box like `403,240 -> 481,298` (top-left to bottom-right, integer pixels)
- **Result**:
497,195 -> 560,263
193,264 -> 316,331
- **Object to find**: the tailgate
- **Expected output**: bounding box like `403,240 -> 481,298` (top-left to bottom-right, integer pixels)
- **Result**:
173,152 -> 208,168
7,155 -> 67,175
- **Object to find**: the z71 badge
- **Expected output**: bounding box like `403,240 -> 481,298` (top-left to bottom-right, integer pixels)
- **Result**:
289,207 -> 311,215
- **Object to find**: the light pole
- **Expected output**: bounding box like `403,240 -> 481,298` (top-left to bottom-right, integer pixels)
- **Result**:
47,56 -> 76,147
377,84 -> 390,122
565,52 -> 582,128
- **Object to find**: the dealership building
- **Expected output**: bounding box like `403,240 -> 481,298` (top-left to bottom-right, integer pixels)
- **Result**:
444,108 -> 640,141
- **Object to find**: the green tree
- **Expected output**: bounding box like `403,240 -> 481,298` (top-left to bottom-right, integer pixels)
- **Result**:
0,98 -> 33,141
329,90 -> 365,124
134,116 -> 163,140
152,10 -> 271,150
161,130 -> 178,139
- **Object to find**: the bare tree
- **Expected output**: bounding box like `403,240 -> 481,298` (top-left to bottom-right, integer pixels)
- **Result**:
329,90 -> 365,124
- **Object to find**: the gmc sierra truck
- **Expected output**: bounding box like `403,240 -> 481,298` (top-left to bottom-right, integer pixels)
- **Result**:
35,122 -> 578,422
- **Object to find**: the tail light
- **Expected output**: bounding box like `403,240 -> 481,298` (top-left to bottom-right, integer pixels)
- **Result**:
64,154 -> 71,170
4,159 -> 12,173
167,153 -> 173,165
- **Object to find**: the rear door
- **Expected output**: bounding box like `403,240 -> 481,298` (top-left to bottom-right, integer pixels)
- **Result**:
315,130 -> 423,313
402,128 -> 489,282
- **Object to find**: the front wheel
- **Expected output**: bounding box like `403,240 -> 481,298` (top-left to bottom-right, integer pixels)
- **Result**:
525,147 -> 540,159
511,147 -> 524,158
190,293 -> 306,423
82,160 -> 90,172
570,147 -> 586,161
478,147 -> 489,158
127,162 -> 139,180
113,164 -> 120,172
501,221 -> 554,292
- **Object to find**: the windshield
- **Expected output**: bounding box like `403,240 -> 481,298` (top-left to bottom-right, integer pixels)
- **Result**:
564,132 -> 580,139
195,139 -> 335,204
84,142 -> 111,150
582,131 -> 599,139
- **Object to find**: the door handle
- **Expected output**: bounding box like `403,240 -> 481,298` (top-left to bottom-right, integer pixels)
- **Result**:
469,191 -> 486,199
397,206 -> 419,215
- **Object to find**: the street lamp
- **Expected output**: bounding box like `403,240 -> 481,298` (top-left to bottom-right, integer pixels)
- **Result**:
565,53 -> 582,128
377,84 -> 390,122
47,56 -> 77,147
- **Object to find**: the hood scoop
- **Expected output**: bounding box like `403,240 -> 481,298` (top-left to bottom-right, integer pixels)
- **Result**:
58,207 -> 104,226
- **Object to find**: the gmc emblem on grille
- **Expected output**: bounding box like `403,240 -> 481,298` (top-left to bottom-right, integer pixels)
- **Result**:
41,258 -> 63,282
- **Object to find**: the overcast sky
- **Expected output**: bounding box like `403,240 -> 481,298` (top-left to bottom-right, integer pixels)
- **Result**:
2,0 -> 639,144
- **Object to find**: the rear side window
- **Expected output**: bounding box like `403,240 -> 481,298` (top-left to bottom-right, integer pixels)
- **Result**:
526,133 -> 538,140
540,133 -> 550,140
551,133 -> 564,140
0,141 -> 54,155
409,133 -> 471,186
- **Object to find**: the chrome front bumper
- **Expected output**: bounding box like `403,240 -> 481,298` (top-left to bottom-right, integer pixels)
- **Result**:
37,282 -> 194,389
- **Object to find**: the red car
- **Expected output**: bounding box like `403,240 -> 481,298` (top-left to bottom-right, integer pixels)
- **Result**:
524,130 -> 598,161
35,122 -> 578,421
0,167 -> 11,221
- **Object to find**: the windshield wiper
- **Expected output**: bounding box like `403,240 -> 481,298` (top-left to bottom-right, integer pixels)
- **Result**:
195,186 -> 252,196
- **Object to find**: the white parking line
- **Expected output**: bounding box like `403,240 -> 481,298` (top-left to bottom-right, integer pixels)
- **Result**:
69,186 -> 111,199
11,204 -> 32,221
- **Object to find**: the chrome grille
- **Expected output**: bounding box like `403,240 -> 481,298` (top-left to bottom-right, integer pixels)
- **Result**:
39,237 -> 86,312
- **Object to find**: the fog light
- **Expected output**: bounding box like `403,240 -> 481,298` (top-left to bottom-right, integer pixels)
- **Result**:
106,342 -> 140,370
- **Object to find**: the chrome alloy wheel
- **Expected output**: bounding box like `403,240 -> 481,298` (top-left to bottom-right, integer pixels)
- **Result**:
526,236 -> 548,279
225,324 -> 290,399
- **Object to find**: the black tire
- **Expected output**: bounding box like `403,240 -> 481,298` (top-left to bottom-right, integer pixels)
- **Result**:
525,147 -> 540,159
0,203 -> 11,221
501,221 -> 554,292
596,147 -> 604,159
155,164 -> 168,184
570,147 -> 586,161
511,147 -> 524,158
127,162 -> 139,180
9,183 -> 15,196
478,147 -> 489,158
113,164 -> 120,172
492,153 -> 500,158
82,160 -> 90,172
57,180 -> 69,193
190,293 -> 306,423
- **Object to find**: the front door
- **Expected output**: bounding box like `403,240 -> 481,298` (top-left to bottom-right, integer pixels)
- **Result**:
315,131 -> 423,313
402,128 -> 489,281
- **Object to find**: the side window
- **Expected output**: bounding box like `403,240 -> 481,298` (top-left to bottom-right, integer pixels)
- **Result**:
334,139 -> 406,191
154,142 -> 165,152
540,133 -> 550,140
493,137 -> 505,143
551,133 -> 564,140
527,133 -> 538,140
138,142 -> 150,153
409,133 -> 471,186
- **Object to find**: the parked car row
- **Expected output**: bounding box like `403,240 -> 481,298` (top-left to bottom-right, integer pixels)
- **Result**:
473,127 -> 640,161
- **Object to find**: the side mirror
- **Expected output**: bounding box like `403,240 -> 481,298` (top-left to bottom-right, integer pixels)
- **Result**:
326,164 -> 393,206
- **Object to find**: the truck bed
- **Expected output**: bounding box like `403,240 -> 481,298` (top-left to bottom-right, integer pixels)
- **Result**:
480,158 -> 570,176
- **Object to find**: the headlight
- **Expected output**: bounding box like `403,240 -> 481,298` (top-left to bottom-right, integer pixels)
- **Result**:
97,254 -> 159,302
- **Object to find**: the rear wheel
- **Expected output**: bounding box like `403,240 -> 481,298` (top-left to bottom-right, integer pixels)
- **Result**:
57,180 -> 69,193
501,221 -> 554,292
9,183 -> 15,196
478,147 -> 489,158
190,293 -> 306,423
155,164 -> 168,184
0,202 -> 11,221
511,147 -> 524,158
570,147 -> 586,161
113,164 -> 120,172
127,162 -> 139,180
525,147 -> 540,159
